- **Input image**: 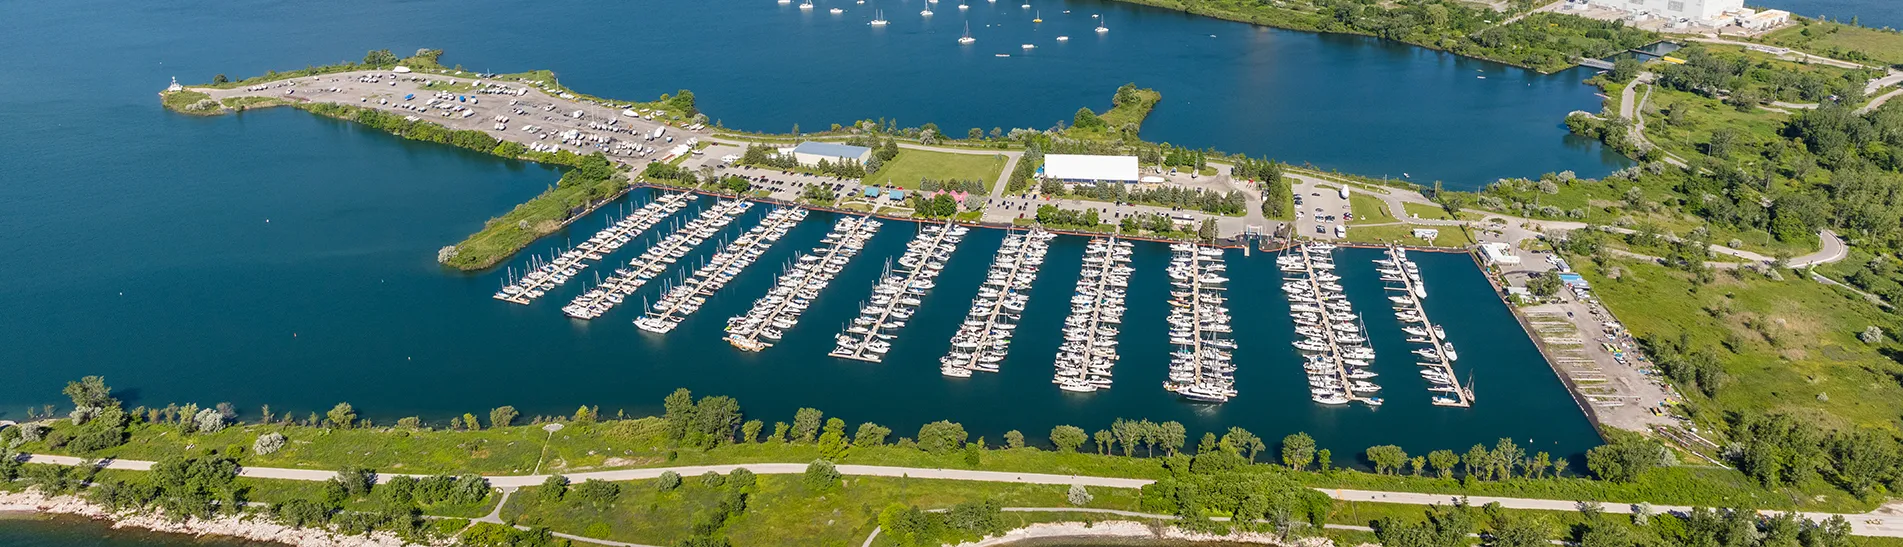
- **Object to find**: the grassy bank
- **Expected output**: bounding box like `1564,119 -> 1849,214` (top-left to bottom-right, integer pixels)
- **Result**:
865,149 -> 1009,191
1767,17 -> 1903,66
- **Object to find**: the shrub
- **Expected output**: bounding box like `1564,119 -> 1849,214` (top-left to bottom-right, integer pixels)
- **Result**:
656,471 -> 682,491
253,433 -> 287,455
571,479 -> 620,506
804,460 -> 842,491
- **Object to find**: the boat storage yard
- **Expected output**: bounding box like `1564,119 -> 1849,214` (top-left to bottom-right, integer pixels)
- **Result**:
498,192 -> 1495,409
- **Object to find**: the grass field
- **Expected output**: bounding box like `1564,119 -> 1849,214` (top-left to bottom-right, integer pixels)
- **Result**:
1767,19 -> 1903,66
864,149 -> 1008,191
1575,256 -> 1903,433
1345,224 -> 1475,247
441,168 -> 627,271
1348,194 -> 1396,225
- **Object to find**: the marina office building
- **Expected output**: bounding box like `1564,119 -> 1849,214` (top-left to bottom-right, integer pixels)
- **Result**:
789,142 -> 873,166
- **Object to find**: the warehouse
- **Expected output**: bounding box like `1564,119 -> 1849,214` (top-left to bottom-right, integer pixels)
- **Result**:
1040,154 -> 1139,185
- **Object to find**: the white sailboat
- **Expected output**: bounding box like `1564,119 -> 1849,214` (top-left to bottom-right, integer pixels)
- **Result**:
869,9 -> 888,24
830,6 -> 844,13
920,5 -> 933,15
799,0 -> 814,8
958,0 -> 968,9
958,22 -> 975,44
1033,10 -> 1042,23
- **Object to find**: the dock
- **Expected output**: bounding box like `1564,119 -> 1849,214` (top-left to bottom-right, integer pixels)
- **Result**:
1378,245 -> 1472,407
829,221 -> 967,363
634,205 -> 803,334
497,192 -> 694,305
1162,243 -> 1237,403
1279,243 -> 1383,407
724,216 -> 882,351
939,228 -> 1053,376
559,197 -> 736,320
1052,236 -> 1132,391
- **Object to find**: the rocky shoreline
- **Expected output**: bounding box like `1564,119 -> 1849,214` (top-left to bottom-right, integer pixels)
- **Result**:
954,521 -> 1354,547
0,489 -> 438,547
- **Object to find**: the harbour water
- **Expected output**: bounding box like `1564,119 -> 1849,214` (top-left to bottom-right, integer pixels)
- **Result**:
0,515 -> 278,547
1,0 -> 1600,475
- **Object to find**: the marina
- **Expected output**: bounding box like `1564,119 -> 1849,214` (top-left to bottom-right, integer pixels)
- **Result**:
1161,243 -> 1238,403
829,222 -> 969,363
1279,243 -> 1383,407
724,216 -> 883,351
633,205 -> 803,334
559,198 -> 740,320
1052,236 -> 1133,392
494,192 -> 694,305
1379,245 -> 1474,408
939,228 -> 1053,377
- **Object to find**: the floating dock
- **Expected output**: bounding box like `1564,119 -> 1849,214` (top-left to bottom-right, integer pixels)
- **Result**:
829,222 -> 967,363
1279,243 -> 1383,407
634,205 -> 803,334
559,198 -> 736,320
1163,243 -> 1237,403
498,192 -> 694,305
1379,245 -> 1473,407
1053,236 -> 1132,391
940,228 -> 1053,376
724,216 -> 882,351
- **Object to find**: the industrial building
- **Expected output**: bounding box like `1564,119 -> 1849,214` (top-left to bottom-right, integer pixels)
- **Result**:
788,142 -> 872,166
1040,154 -> 1139,185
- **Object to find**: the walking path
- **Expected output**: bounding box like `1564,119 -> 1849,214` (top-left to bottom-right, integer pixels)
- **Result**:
17,454 -> 1903,537
1685,37 -> 1871,70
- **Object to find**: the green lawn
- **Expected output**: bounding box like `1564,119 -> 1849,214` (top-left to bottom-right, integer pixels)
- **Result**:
1576,256 -> 1903,433
864,149 -> 1008,191
1401,202 -> 1466,221
1348,194 -> 1396,225
1345,224 -> 1474,248
503,474 -> 1141,547
1767,19 -> 1903,66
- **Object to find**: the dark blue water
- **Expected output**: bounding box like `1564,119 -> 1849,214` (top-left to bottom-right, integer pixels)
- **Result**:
0,516 -> 276,547
1,0 -> 1624,189
0,0 -> 1600,484
1779,0 -> 1899,30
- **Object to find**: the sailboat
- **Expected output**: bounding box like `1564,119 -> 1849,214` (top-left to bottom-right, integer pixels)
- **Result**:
920,4 -> 933,15
830,6 -> 844,13
799,0 -> 814,8
958,0 -> 968,9
1095,17 -> 1108,33
869,9 -> 888,25
958,22 -> 975,44
1032,10 -> 1042,23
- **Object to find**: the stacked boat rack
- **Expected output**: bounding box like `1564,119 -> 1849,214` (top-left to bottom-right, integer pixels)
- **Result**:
1162,243 -> 1238,403
940,228 -> 1054,377
1279,242 -> 1384,407
1053,237 -> 1133,392
498,192 -> 695,305
634,205 -> 804,334
560,198 -> 743,320
724,217 -> 882,351
829,222 -> 969,362
1380,245 -> 1473,407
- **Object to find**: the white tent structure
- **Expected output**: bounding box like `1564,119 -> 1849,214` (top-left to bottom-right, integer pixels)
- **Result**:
1042,154 -> 1139,184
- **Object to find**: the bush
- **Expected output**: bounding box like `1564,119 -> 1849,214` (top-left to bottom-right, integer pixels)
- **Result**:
657,470 -> 682,491
804,460 -> 842,491
253,433 -> 287,455
571,479 -> 620,506
539,475 -> 568,502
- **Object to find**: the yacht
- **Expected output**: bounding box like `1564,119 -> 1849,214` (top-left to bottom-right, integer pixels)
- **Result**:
958,22 -> 975,44
1021,43 -> 1035,49
921,6 -> 933,15
1056,35 -> 1068,41
869,9 -> 888,24
958,0 -> 969,9
799,0 -> 814,8
830,7 -> 844,13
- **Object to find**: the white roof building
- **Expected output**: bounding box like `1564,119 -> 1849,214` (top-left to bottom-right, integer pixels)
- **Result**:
1042,154 -> 1139,184
1478,242 -> 1522,265
1583,0 -> 1742,23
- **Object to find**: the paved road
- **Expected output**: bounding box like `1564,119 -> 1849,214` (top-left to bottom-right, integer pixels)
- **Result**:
20,454 -> 1903,537
1618,73 -> 1689,168
1862,88 -> 1903,115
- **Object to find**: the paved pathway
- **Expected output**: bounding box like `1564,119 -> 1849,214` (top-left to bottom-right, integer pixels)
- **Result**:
17,454 -> 1903,537
1619,74 -> 1689,168
1686,37 -> 1871,69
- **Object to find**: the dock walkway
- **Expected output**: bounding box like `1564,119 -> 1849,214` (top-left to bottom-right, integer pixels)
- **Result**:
724,217 -> 882,351
1052,237 -> 1133,391
1163,244 -> 1237,403
940,228 -> 1052,375
1378,245 -> 1472,407
634,206 -> 803,333
1281,243 -> 1381,407
829,222 -> 966,363
561,198 -> 735,320
498,192 -> 693,305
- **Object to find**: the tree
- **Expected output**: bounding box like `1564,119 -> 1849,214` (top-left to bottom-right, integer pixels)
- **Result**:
253,433 -> 286,455
656,471 -> 682,491
854,422 -> 891,447
1464,444 -> 1491,480
968,127 -> 984,140
1112,419 -> 1138,456
1281,432 -> 1317,470
212,74 -> 229,84
63,376 -> 115,409
1094,429 -> 1113,455
803,460 -> 841,491
571,479 -> 619,506
793,408 -> 824,443
1049,425 -> 1087,453
1003,430 -> 1026,449
539,475 -> 568,502
1608,57 -> 1642,83
1067,484 -> 1093,506
1585,437 -> 1662,483
489,406 -> 519,429
1317,449 -> 1333,471
663,388 -> 696,441
817,418 -> 851,461
1073,107 -> 1105,130
1158,421 -> 1186,456
917,420 -> 968,454
325,403 -> 356,429
193,408 -> 226,434
1366,445 -> 1409,475
362,49 -> 399,67
334,466 -> 376,498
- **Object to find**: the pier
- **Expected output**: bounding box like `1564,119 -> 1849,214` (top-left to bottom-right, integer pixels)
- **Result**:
497,192 -> 695,305
939,228 -> 1053,377
1052,237 -> 1132,391
724,216 -> 882,351
1162,243 -> 1237,403
1279,243 -> 1383,407
1378,245 -> 1473,407
829,222 -> 967,363
559,198 -> 737,320
634,205 -> 803,334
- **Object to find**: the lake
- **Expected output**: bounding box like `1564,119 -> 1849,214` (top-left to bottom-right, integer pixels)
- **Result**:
0,0 -> 1600,468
